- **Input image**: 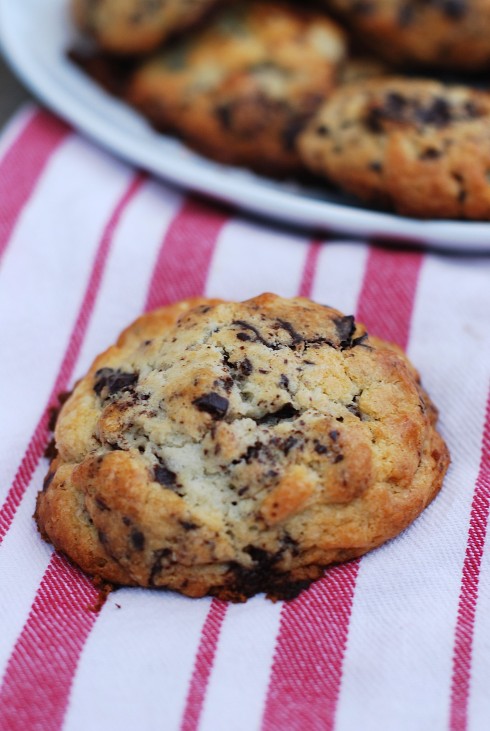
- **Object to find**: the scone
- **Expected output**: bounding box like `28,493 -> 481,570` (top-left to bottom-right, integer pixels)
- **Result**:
299,78 -> 490,219
71,0 -> 223,55
324,0 -> 490,70
125,2 -> 346,175
36,294 -> 449,602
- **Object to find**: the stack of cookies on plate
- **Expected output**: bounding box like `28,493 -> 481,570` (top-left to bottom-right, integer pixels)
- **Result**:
71,0 -> 490,218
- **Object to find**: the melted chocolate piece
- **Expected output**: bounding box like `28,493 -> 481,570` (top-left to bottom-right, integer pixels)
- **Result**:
193,392 -> 229,419
93,368 -> 138,397
256,403 -> 299,426
333,315 -> 356,348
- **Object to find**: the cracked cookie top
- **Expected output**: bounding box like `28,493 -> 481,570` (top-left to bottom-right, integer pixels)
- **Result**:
36,294 -> 449,601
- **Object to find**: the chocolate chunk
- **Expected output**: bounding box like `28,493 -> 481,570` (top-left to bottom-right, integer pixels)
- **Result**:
44,438 -> 58,461
193,392 -> 229,419
416,97 -> 452,127
149,547 -> 172,586
314,443 -> 328,455
279,374 -> 290,389
154,462 -> 178,489
276,319 -> 303,346
240,358 -> 253,376
420,147 -> 442,160
42,471 -> 55,492
233,320 -> 280,349
131,529 -> 145,551
329,430 -> 340,441
333,315 -> 356,348
316,124 -> 330,136
256,403 -> 299,425
93,368 -> 138,397
282,435 -> 298,455
97,530 -> 107,545
180,520 -> 198,531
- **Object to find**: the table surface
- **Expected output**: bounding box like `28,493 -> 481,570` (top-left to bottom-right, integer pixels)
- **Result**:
0,54 -> 30,128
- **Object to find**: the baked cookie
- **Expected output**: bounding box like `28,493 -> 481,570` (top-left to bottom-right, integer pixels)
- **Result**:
125,2 -> 346,175
36,294 -> 449,602
71,0 -> 223,55
299,78 -> 490,219
324,0 -> 490,70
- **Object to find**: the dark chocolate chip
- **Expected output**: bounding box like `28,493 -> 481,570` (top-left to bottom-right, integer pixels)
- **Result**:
420,147 -> 442,160
44,438 -> 58,461
256,403 -> 299,425
93,368 -> 138,397
333,315 -> 356,348
314,443 -> 328,454
279,374 -> 290,389
154,462 -> 178,489
193,392 -> 229,419
180,520 -> 198,531
131,529 -> 145,551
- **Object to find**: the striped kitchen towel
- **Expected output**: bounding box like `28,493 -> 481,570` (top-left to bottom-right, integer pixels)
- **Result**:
0,104 -> 489,731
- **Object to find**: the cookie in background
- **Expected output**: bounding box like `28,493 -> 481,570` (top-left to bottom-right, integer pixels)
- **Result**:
299,78 -> 490,218
125,1 -> 347,175
71,0 -> 226,55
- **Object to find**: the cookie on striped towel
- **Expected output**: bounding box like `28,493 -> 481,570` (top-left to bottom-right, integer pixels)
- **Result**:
298,78 -> 490,219
125,1 -> 346,175
36,293 -> 449,602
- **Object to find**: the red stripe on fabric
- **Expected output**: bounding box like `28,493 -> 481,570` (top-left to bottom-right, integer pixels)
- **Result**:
0,173 -> 145,543
0,109 -> 70,262
180,601 -> 228,731
298,241 -> 322,298
0,554 -> 100,731
262,245 -> 424,731
262,564 -> 358,731
145,197 -> 229,312
356,247 -> 423,349
449,392 -> 490,731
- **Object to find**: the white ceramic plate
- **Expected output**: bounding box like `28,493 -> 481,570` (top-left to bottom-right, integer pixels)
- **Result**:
2,0 -> 490,251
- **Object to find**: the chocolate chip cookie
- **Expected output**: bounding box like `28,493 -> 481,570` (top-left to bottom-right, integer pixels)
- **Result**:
125,2 -> 346,175
299,78 -> 490,219
324,0 -> 490,70
71,0 -> 223,54
36,294 -> 449,602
